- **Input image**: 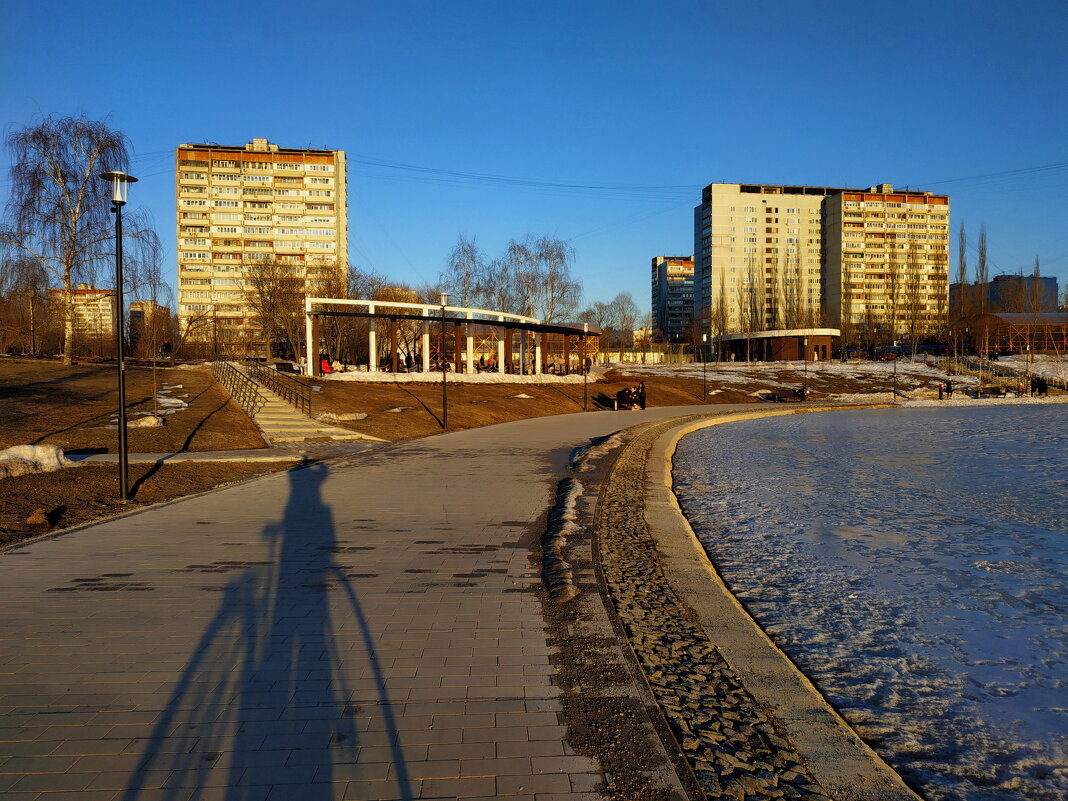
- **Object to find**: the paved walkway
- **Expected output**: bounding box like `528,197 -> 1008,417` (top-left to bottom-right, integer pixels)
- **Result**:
0,406 -> 738,801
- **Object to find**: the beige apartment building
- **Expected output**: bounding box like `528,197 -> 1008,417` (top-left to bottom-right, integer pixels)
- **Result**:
48,284 -> 114,341
176,138 -> 347,355
823,185 -> 950,339
694,183 -> 950,343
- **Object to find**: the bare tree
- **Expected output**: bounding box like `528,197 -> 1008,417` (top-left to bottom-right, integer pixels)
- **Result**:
711,273 -> 729,361
442,234 -> 482,308
0,116 -> 159,364
534,235 -> 581,323
608,292 -> 640,358
243,258 -> 307,360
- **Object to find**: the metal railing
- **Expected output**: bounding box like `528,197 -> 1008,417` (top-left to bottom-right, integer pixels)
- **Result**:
210,360 -> 267,418
243,358 -> 313,415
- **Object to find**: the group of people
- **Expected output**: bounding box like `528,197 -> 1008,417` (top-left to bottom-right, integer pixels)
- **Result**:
616,382 -> 647,410
1029,375 -> 1050,396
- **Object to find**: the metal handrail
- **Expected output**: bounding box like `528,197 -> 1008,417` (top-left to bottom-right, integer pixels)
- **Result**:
210,360 -> 267,418
242,358 -> 313,415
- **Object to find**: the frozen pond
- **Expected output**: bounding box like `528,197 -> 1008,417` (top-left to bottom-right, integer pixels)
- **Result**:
673,406 -> 1068,801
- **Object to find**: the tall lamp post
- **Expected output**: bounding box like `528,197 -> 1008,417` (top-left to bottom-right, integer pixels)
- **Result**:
440,293 -> 449,429
803,336 -> 808,401
701,333 -> 708,401
99,170 -> 137,501
583,323 -> 589,411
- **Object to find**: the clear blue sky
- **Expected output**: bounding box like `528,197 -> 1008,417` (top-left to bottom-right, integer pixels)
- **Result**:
3,0 -> 1066,316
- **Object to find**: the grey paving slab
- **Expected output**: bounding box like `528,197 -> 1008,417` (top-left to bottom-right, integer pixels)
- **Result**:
2,406 -> 737,800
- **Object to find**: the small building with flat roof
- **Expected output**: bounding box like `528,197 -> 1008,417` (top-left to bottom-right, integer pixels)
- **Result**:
713,328 -> 840,362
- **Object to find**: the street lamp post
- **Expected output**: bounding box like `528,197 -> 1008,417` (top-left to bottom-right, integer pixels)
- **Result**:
701,333 -> 708,401
803,336 -> 808,401
583,323 -> 589,411
98,170 -> 137,501
440,293 -> 449,429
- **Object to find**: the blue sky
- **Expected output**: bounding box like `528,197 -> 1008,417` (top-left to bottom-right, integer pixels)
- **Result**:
3,0 -> 1066,315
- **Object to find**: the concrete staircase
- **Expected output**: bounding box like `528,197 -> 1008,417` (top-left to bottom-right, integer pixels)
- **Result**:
237,366 -> 383,445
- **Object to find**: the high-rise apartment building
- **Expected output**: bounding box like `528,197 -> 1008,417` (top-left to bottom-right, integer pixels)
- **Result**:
694,184 -> 829,336
650,256 -> 694,341
176,138 -> 347,353
823,185 -> 949,337
694,183 -> 950,341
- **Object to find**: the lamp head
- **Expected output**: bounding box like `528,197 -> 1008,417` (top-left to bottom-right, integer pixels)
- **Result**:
439,292 -> 448,307
98,171 -> 138,205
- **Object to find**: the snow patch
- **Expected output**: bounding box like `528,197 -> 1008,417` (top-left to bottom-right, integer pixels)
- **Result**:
0,444 -> 74,480
324,371 -> 585,384
316,411 -> 367,423
569,432 -> 624,472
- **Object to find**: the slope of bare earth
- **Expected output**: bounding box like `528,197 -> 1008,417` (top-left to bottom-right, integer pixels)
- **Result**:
0,359 -> 264,453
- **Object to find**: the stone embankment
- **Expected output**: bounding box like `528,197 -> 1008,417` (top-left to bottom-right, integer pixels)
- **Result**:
584,413 -> 921,801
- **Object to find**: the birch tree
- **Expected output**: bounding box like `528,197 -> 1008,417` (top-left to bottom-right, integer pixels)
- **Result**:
0,116 -> 159,364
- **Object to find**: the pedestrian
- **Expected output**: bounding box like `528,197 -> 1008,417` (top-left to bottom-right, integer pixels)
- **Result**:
945,379 -> 953,398
938,383 -> 944,400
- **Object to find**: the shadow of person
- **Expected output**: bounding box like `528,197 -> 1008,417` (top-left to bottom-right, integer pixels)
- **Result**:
121,463 -> 412,800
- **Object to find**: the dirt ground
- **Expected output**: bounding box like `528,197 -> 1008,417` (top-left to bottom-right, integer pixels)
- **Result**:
0,359 -> 265,453
306,368 -> 757,442
0,355 -> 951,544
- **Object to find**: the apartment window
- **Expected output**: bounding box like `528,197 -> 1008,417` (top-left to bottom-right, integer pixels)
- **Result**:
306,164 -> 333,172
278,202 -> 302,209
276,177 -> 301,184
181,278 -> 210,286
181,238 -> 208,246
307,203 -> 333,211
276,228 -> 303,236
307,177 -> 332,185
243,161 -> 270,170
182,252 -> 210,260
307,190 -> 333,197
183,172 -> 206,180
277,215 -> 301,222
245,174 -> 271,183
213,226 -> 239,233
307,241 -> 334,249
213,213 -> 242,221
213,160 -> 238,168
216,187 -> 239,195
276,162 -> 302,170
274,189 -> 299,196
183,199 -> 208,206
244,227 -> 270,234
216,200 -> 239,207
246,240 -> 271,248
215,174 -> 239,182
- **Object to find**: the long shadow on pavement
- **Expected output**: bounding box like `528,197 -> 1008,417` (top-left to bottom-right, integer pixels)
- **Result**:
121,462 -> 412,800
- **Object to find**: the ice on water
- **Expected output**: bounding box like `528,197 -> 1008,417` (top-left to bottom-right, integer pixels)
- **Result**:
674,405 -> 1068,801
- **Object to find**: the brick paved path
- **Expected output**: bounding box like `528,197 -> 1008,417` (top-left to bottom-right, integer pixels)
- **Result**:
0,407 -> 726,801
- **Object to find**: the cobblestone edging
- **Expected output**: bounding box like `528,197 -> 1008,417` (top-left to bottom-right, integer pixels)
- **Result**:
595,418 -> 835,801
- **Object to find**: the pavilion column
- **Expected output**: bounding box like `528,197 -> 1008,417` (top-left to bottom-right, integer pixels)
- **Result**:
390,318 -> 398,373
535,332 -> 543,375
367,303 -> 377,372
497,316 -> 505,372
421,314 -> 431,372
504,329 -> 513,373
454,323 -> 463,374
310,315 -> 321,376
466,311 -> 475,374
561,334 -> 569,375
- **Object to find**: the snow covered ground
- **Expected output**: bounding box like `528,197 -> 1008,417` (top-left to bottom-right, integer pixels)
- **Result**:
674,406 -> 1068,801
323,369 -> 587,384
